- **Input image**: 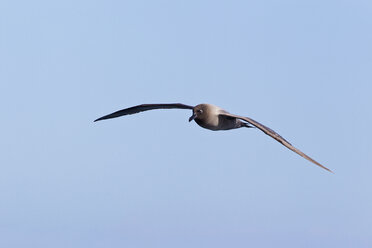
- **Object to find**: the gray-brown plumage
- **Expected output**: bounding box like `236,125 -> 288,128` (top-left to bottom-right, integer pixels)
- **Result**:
95,103 -> 332,173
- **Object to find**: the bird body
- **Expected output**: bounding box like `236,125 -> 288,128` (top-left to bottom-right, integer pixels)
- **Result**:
191,104 -> 250,130
95,103 -> 332,173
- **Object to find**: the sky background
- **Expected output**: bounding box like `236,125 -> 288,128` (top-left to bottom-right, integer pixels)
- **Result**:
1,0 -> 372,247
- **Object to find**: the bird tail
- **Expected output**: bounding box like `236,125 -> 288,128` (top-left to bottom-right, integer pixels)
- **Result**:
241,122 -> 254,128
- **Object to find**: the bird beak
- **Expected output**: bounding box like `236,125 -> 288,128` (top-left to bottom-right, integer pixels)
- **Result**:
189,113 -> 196,122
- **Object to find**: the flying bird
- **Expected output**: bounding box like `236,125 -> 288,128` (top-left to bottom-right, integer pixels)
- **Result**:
95,103 -> 332,173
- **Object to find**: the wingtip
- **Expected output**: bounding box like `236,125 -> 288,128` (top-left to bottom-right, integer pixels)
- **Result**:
327,168 -> 335,174
319,164 -> 334,174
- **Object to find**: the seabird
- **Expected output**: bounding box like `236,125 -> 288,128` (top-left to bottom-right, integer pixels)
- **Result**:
95,103 -> 332,173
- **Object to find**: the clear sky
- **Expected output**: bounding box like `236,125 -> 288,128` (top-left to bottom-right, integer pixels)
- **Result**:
1,0 -> 372,247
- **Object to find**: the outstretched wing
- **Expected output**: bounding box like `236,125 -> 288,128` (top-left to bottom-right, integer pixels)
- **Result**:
95,103 -> 194,122
219,112 -> 333,173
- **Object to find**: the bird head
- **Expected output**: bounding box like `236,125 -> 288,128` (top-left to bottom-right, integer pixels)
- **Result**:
189,104 -> 207,122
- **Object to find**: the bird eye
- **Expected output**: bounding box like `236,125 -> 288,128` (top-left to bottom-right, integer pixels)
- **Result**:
197,109 -> 203,113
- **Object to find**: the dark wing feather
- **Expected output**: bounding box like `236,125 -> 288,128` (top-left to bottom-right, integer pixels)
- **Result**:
95,103 -> 194,122
220,112 -> 333,173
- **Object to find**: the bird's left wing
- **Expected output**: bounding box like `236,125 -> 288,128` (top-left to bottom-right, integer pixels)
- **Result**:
219,112 -> 333,173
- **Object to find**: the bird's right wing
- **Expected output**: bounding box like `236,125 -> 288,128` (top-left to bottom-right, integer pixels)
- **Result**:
94,103 -> 194,122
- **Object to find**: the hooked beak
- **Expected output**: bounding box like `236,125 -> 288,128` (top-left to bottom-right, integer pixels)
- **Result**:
189,113 -> 196,122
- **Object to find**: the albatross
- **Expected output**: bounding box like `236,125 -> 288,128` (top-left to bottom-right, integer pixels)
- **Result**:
95,103 -> 332,173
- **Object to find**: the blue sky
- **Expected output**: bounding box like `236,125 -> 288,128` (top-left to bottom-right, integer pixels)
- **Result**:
1,0 -> 372,247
